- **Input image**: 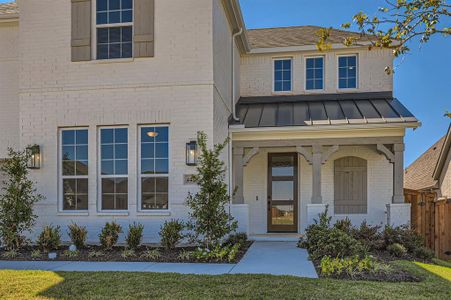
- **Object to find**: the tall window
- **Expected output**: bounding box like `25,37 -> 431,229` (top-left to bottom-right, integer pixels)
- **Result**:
139,126 -> 169,210
61,129 -> 89,211
306,57 -> 324,90
338,55 -> 358,89
274,59 -> 292,92
100,127 -> 128,210
96,0 -> 133,59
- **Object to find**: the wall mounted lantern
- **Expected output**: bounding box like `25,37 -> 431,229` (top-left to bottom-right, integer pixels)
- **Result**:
26,144 -> 41,169
186,141 -> 198,166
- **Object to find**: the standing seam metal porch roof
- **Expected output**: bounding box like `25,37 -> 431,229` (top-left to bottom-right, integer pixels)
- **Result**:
232,92 -> 418,128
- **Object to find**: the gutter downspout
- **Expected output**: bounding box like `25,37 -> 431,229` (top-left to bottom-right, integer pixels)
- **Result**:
229,28 -> 243,219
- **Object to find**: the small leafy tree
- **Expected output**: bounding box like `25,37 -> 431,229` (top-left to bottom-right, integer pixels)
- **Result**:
186,132 -> 237,249
0,148 -> 44,250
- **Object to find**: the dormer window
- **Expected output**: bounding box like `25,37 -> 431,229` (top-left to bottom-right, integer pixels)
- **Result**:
96,0 -> 133,60
338,55 -> 358,89
274,59 -> 292,92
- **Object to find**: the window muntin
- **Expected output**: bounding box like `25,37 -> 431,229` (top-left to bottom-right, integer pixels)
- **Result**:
338,55 -> 357,89
139,126 -> 169,210
61,129 -> 89,211
100,128 -> 128,210
96,0 -> 133,60
306,57 -> 324,90
274,59 -> 292,92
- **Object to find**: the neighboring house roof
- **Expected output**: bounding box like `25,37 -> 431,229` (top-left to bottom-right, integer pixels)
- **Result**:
247,26 -> 367,49
0,2 -> 18,18
404,135 -> 447,191
433,124 -> 451,180
232,92 -> 418,128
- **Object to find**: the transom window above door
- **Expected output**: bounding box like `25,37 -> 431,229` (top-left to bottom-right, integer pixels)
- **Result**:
274,59 -> 292,92
306,57 -> 324,90
96,0 -> 133,60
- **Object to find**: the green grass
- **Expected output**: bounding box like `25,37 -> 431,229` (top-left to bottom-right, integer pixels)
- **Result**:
0,261 -> 450,299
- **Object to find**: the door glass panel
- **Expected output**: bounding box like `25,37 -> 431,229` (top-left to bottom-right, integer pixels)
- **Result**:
271,156 -> 294,176
271,205 -> 294,225
272,181 -> 294,200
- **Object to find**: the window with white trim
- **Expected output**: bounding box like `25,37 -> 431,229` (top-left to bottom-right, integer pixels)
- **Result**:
274,59 -> 292,92
61,129 -> 89,211
306,57 -> 324,90
100,127 -> 128,210
338,55 -> 358,89
96,0 -> 133,59
139,126 -> 169,210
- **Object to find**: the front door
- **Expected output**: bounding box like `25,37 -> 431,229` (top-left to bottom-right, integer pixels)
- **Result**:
267,153 -> 298,232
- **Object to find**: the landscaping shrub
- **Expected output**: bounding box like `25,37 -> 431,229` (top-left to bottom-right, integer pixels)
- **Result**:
88,250 -> 104,258
37,225 -> 61,252
333,218 -> 353,235
125,223 -> 144,250
387,243 -> 407,257
31,250 -> 41,259
2,249 -> 18,259
193,244 -> 240,262
159,219 -> 184,250
0,148 -> 44,250
63,249 -> 80,258
382,225 -> 424,253
223,232 -> 248,247
177,250 -> 192,260
121,249 -> 136,259
140,249 -> 161,260
320,255 -> 373,278
351,221 -> 384,251
186,132 -> 237,249
67,223 -> 88,249
99,222 -> 122,250
413,246 -> 435,260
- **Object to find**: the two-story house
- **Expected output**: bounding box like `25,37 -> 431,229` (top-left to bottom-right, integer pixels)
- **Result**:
0,0 -> 419,243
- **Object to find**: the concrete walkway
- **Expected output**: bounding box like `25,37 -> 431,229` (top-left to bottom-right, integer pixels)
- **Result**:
0,242 -> 318,278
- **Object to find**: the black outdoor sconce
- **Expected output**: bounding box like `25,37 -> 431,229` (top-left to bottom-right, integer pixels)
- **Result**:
26,144 -> 41,169
186,141 -> 198,166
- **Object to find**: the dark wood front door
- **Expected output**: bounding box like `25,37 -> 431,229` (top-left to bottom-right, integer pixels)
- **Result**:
267,153 -> 298,232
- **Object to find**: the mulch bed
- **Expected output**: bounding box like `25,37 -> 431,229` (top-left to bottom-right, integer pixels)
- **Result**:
0,241 -> 253,264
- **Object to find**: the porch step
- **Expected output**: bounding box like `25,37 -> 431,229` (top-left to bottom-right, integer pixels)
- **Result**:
249,233 -> 303,242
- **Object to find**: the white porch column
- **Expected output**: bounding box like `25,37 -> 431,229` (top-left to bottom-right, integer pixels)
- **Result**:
311,145 -> 323,204
232,147 -> 244,204
393,143 -> 405,204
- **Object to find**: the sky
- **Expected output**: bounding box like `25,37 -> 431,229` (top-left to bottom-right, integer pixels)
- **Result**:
240,0 -> 451,166
1,0 -> 449,165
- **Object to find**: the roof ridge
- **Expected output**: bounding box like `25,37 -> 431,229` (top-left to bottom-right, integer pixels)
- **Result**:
406,135 -> 446,170
247,25 -> 363,35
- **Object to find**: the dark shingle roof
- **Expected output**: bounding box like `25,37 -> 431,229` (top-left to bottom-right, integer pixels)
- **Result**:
233,92 -> 418,128
404,136 -> 446,191
247,26 -> 368,49
0,2 -> 18,17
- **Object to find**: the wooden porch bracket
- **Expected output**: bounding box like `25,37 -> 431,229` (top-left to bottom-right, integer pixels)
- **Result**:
243,147 -> 260,166
321,145 -> 339,164
377,144 -> 395,163
296,146 -> 313,164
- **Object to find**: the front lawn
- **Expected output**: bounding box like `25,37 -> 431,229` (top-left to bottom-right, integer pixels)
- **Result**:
1,261 -> 450,300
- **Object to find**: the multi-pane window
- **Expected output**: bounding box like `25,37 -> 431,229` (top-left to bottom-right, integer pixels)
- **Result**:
140,126 -> 169,210
274,59 -> 292,92
100,128 -> 128,210
338,55 -> 358,89
61,129 -> 89,211
96,0 -> 133,60
306,57 -> 324,90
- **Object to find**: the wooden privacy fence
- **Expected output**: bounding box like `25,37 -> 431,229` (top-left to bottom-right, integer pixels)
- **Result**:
405,189 -> 451,260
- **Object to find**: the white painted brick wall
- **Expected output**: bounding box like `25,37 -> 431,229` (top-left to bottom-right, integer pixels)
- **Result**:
0,22 -> 19,158
240,48 -> 394,97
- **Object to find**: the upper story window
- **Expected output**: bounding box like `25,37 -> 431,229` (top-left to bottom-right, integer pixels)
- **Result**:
274,59 -> 292,92
60,129 -> 89,211
306,57 -> 324,90
338,55 -> 358,89
96,0 -> 133,60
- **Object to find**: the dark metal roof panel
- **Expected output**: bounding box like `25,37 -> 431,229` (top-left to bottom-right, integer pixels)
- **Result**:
234,92 -> 418,128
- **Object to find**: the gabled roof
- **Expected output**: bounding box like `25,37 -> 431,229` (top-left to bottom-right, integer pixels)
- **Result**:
404,135 -> 446,191
247,25 -> 368,49
0,1 -> 18,19
233,92 -> 418,128
433,124 -> 451,180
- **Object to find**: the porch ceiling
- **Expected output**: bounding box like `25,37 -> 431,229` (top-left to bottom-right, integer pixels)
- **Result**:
232,92 -> 419,128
